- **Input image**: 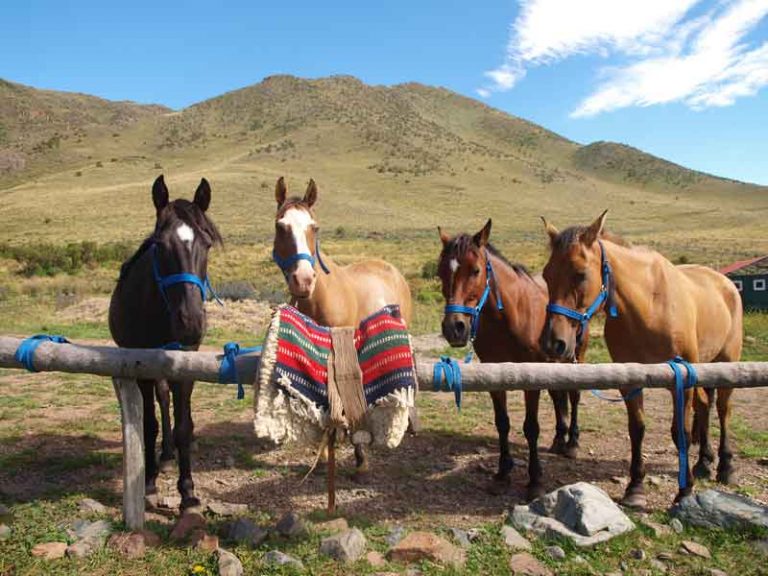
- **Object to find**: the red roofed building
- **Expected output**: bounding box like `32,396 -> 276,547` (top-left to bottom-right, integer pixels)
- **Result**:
719,255 -> 768,310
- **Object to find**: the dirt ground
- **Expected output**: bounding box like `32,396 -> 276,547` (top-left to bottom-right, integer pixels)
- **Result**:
1,349 -> 766,528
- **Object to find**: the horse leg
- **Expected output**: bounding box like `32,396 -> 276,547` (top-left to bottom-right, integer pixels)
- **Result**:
566,390 -> 581,459
138,379 -> 160,502
524,390 -> 544,501
490,391 -> 514,486
715,388 -> 735,484
155,379 -> 175,473
170,380 -> 200,511
621,388 -> 647,508
692,388 -> 715,479
671,387 -> 695,502
547,390 -> 568,456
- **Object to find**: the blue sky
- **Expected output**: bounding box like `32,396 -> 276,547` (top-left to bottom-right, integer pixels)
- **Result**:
3,1 -> 768,184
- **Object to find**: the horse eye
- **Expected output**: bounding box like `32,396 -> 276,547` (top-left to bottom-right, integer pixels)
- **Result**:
471,267 -> 481,276
575,272 -> 587,283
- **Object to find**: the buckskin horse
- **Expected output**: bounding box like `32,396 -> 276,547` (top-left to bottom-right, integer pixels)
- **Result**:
437,219 -> 586,500
271,176 -> 413,479
540,211 -> 742,507
109,175 -> 222,511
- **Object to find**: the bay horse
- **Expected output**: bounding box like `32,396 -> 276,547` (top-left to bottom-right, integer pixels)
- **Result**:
437,219 -> 586,500
109,175 -> 222,511
271,176 -> 413,479
540,211 -> 742,507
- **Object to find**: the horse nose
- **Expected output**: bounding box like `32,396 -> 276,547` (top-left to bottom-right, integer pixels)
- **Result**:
289,270 -> 316,296
453,319 -> 467,338
552,338 -> 567,357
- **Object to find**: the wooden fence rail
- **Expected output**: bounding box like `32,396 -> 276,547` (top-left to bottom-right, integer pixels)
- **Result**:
1,335 -> 767,529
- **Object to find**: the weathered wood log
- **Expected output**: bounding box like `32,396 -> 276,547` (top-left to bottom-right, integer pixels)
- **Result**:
1,336 -> 767,392
112,378 -> 145,530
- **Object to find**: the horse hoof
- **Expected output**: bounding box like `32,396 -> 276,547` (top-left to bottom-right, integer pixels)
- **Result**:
620,491 -> 647,510
159,458 -> 175,474
716,468 -> 735,485
693,462 -> 712,480
526,484 -> 546,501
564,444 -> 579,460
549,439 -> 567,455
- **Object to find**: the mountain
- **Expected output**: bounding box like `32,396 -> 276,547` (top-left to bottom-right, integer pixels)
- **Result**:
0,75 -> 765,261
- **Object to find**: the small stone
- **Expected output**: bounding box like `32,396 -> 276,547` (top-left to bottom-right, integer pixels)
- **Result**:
194,532 -> 219,553
31,542 -> 68,559
501,525 -> 532,551
657,552 -> 676,561
647,475 -> 663,487
319,528 -> 367,563
680,540 -> 711,559
709,569 -> 727,576
70,519 -> 112,541
669,518 -> 684,534
387,531 -> 466,567
450,528 -> 471,548
640,519 -> 673,538
650,559 -> 668,573
366,551 -> 386,567
207,501 -> 249,517
223,518 -> 268,547
108,532 -> 146,559
144,511 -> 173,525
0,524 -> 11,541
158,495 -> 182,509
466,528 -> 482,542
170,512 -> 205,542
263,549 -> 304,569
78,498 -> 108,514
315,517 -> 349,534
386,525 -> 405,546
572,555 -> 588,565
610,476 -> 625,484
217,548 -> 244,576
275,511 -> 306,538
630,548 -> 646,560
620,561 -> 629,571
139,529 -> 162,547
546,545 -> 566,560
509,552 -> 553,576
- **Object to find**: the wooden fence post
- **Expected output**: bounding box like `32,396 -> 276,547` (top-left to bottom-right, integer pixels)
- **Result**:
112,377 -> 145,531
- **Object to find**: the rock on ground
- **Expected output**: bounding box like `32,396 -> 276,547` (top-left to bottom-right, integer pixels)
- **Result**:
450,528 -> 472,548
501,525 -> 532,551
78,498 -> 108,515
31,542 -> 68,559
263,549 -> 305,569
387,531 -> 466,568
366,551 -> 387,567
640,519 -> 673,538
217,548 -> 244,576
223,517 -> 269,547
170,512 -> 205,542
108,532 -> 146,559
669,518 -> 684,534
546,545 -> 566,560
0,524 -> 11,541
207,501 -> 249,517
193,532 -> 219,553
386,525 -> 405,546
319,528 -> 367,563
671,489 -> 768,531
680,540 -> 711,558
66,519 -> 113,558
509,552 -> 553,576
509,482 -> 634,547
275,511 -> 307,538
314,518 -> 349,534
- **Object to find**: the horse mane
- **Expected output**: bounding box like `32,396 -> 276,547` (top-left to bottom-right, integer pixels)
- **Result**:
551,227 -> 631,252
441,234 -> 531,279
118,199 -> 222,281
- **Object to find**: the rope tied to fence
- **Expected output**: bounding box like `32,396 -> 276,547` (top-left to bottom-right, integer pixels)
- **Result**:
432,356 -> 462,409
667,356 -> 698,491
219,342 -> 263,399
14,334 -> 69,372
590,387 -> 643,403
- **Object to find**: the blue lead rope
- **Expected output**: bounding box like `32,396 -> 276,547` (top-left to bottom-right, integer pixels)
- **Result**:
667,356 -> 698,491
432,356 -> 462,410
273,236 -> 331,276
14,334 -> 69,372
590,387 -> 643,403
219,342 -> 263,399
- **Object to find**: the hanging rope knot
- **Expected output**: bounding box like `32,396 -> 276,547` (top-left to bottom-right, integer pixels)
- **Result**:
14,334 -> 69,372
667,356 -> 698,491
432,356 -> 462,410
218,342 -> 262,399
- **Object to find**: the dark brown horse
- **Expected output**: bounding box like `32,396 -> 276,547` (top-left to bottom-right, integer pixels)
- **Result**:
437,220 -> 585,499
540,211 -> 742,507
109,175 -> 222,511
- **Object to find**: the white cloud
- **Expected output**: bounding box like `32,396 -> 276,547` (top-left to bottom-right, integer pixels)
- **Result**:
479,0 -> 768,116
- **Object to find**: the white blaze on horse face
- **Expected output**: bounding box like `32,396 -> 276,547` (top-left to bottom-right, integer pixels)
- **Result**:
176,223 -> 195,250
278,207 -> 316,278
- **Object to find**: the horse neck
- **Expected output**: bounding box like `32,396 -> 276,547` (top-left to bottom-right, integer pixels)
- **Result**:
602,240 -> 662,329
294,254 -> 355,326
478,253 -> 547,352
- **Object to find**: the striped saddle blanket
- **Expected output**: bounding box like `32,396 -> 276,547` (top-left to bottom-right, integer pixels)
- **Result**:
254,304 -> 416,448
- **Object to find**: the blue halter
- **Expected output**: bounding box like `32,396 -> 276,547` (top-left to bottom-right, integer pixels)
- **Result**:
151,244 -> 222,308
273,235 -> 331,276
546,240 -> 618,343
444,252 -> 504,344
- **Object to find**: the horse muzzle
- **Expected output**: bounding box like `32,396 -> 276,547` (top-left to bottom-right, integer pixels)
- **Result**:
442,314 -> 470,347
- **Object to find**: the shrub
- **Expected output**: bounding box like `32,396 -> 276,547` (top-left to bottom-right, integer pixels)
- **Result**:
421,260 -> 439,279
0,241 -> 135,277
213,281 -> 256,301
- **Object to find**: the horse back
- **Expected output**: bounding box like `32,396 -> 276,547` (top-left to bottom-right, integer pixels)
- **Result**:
342,259 -> 412,326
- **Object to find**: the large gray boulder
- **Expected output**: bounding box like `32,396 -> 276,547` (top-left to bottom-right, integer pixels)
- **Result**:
509,482 -> 634,547
670,489 -> 768,530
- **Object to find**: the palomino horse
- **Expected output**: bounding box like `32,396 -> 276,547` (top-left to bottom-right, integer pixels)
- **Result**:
109,175 -> 222,511
271,176 -> 412,478
438,220 -> 586,500
540,211 -> 742,507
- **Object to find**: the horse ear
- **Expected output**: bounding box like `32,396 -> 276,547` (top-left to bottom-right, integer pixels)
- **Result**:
582,210 -> 608,246
473,218 -> 492,247
194,178 -> 211,212
304,179 -> 318,207
152,175 -> 169,212
541,216 -> 559,244
438,226 -> 450,246
275,177 -> 287,206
